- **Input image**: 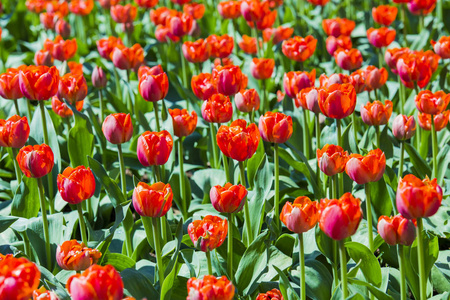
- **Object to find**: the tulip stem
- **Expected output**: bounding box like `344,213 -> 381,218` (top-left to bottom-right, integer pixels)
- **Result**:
76,203 -> 88,246
315,113 -> 322,194
148,217 -> 165,286
302,109 -> 310,159
178,138 -> 187,219
336,119 -> 342,148
378,49 -> 383,70
431,117 -> 438,179
11,148 -> 22,185
274,143 -> 280,229
39,100 -> 54,213
339,239 -> 348,299
210,123 -> 219,169
416,218 -> 427,300
351,114 -> 358,153
227,213 -> 234,281
364,183 -> 374,252
336,119 -> 344,196
398,244 -> 407,300
154,100 -> 161,132
252,23 -> 262,57
206,250 -> 213,275
399,76 -> 405,115
298,233 -> 306,300
375,126 -> 381,149
117,144 -> 133,256
27,100 -> 33,120
37,177 -> 51,270
21,232 -> 32,259
99,89 -> 105,123
13,99 -> 20,115
261,79 -> 268,113
401,4 -> 408,46
332,240 -> 339,287
398,141 -> 405,183
179,43 -> 188,90
223,155 -> 231,184
239,161 -> 253,245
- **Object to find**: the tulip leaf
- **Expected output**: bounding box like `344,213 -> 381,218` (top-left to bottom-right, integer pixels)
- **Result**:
404,143 -> 431,178
345,241 -> 382,287
437,144 -> 450,183
368,178 -> 392,220
274,265 -> 300,300
38,266 -> 71,300
291,260 -> 333,300
68,125 -> 94,167
11,176 -> 40,219
0,216 -> 18,233
315,225 -> 335,262
347,278 -> 394,300
410,231 -> 439,285
247,138 -> 265,189
101,252 -> 136,271
121,268 -> 159,300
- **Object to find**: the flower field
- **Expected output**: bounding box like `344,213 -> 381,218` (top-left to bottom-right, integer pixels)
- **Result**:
0,0 -> 450,299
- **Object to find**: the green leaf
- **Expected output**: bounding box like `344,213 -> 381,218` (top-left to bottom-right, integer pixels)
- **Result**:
101,252 -> 136,271
88,157 -> 125,207
68,125 -> 94,167
410,231 -> 439,283
161,258 -> 180,300
291,260 -> 333,300
368,178 -> 392,220
431,265 -> 450,294
122,268 -> 159,299
247,138 -> 265,189
315,226 -> 335,262
11,177 -> 39,219
345,241 -> 382,287
274,265 -> 300,300
347,278 -> 394,300
404,143 -> 431,178
0,215 -> 18,233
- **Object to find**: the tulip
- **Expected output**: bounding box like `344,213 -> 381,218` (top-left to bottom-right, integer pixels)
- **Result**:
58,73 -> 88,104
43,35 -> 77,61
212,65 -> 243,96
396,51 -> 432,89
19,65 -> 60,101
57,166 -> 95,205
139,72 -> 169,102
56,240 -> 101,271
55,19 -> 71,38
295,87 -> 320,114
417,110 -> 449,131
307,0 -> 330,6
360,100 -> 393,126
135,0 -> 158,8
364,66 -> 388,92
240,0 -> 265,22
67,62 -> 82,76
172,0 -> 191,4
0,115 -> 30,149
168,108 -> 197,137
367,27 -> 396,48
183,2 -> 205,19
283,70 -> 316,99
166,12 -> 193,37
326,35 -> 352,56
251,7 -> 277,31
316,144 -> 349,177
282,36 -> 317,62
182,39 -> 211,63
32,286 -> 59,300
206,34 -> 234,59
34,50 -> 54,67
334,48 -> 363,71
322,18 -> 355,37
235,89 -> 260,113
17,144 -> 54,179
138,65 -> 164,79
384,48 -> 409,75
415,90 -> 449,115
251,58 -> 274,80
263,26 -> 294,44
67,265 -> 124,300
51,96 -> 83,118
92,66 -> 107,89
349,70 -> 366,94
319,73 -> 349,88
102,113 -> 133,145
431,36 -> 450,59
137,130 -> 173,167
210,183 -> 247,214
318,83 -> 356,119
256,289 -> 284,300
190,73 -> 216,100
258,111 -> 293,144
201,94 -> 233,124
110,4 -> 137,23
40,12 -> 56,30
377,215 -> 416,246
68,0 -> 94,16
407,0 -> 436,15
217,119 -> 260,162
111,44 -> 144,71
96,36 -> 124,60
132,182 -> 173,218
150,7 -> 175,25
0,255 -> 40,300
239,35 -> 257,55
218,1 -> 241,19
187,275 -> 235,300
345,149 -> 386,185
372,5 -> 398,26
393,115 -> 416,140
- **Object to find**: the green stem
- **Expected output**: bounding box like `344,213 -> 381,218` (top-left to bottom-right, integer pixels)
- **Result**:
315,113 -> 322,193
117,144 -> 133,256
210,123 -> 219,169
299,233 -> 306,300
178,138 -> 187,219
206,250 -> 213,275
302,109 -> 310,159
375,126 -> 380,149
399,76 -> 405,115
37,178 -> 51,270
339,239 -> 348,299
252,23 -> 262,57
154,99 -> 161,133
12,148 -> 22,185
274,143 -> 280,228
13,99 -> 20,115
126,70 -> 133,112
21,232 -> 31,259
86,198 -> 93,222
39,101 -> 54,213
99,89 -> 105,123
223,154 -> 231,184
401,4 -> 408,47
416,218 -> 427,300
227,213 -> 234,280
27,100 -> 33,120
418,14 -> 424,32
154,165 -> 161,182
180,43 -> 188,88
261,79 -> 267,113
336,119 -> 343,196
365,183 -> 374,252
336,119 -> 342,148
351,113 -> 359,153
144,217 -> 165,286
239,161 -> 253,245
77,203 -> 88,246
378,49 -> 383,69
398,244 -> 407,300
431,116 -> 438,179
398,140 -> 405,181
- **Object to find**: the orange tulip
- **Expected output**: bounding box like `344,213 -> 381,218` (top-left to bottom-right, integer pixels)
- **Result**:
0,115 -> 30,149
112,43 -> 144,71
0,255 -> 40,300
96,36 -> 124,60
415,90 -> 450,115
212,65 -> 243,96
372,5 -> 398,26
235,89 -> 260,113
251,58 -> 274,80
184,2 -> 205,19
40,12 -> 57,30
34,50 -> 54,67
431,36 -> 450,59
345,149 -> 386,185
150,7 -> 176,25
280,196 -> 319,234
319,73 -> 349,88
217,119 -> 260,161
66,265 -> 124,300
240,0 -> 266,22
137,130 -> 173,166
322,18 -> 355,37
32,286 -> 59,300
102,113 -> 133,144
377,215 -> 416,246
349,69 -> 367,94
307,0 -> 330,6
250,8 -> 277,30
51,95 -> 83,118
168,108 -> 198,137
206,34 -> 234,59
188,215 -> 228,252
187,275 -> 235,300
384,47 -> 409,75
396,51 -> 432,89
258,111 -> 293,144
210,183 -> 247,213
166,12 -> 193,37
396,174 -> 442,219
132,182 -> 173,217
55,19 -> 71,38
283,69 -> 316,98
214,57 -> 234,68
201,94 -> 233,123
295,87 -> 320,113
68,61 -> 83,76
316,144 -> 349,176
326,35 -> 352,56
19,65 -> 60,101
139,72 -> 169,102
423,49 -> 440,74
57,166 -> 95,205
58,73 -> 87,104
407,0 -> 436,15
56,240 -> 101,271
239,35 -> 257,55
418,111 -> 450,131
110,4 -> 137,23
135,0 -> 158,8
361,100 -> 393,126
334,48 -> 363,71
43,35 -> 77,61
319,193 -> 362,240
182,39 -> 211,63
47,1 -> 69,16
282,36 -> 317,62
367,27 -> 396,48
392,115 -> 416,140
155,25 -> 180,43
17,144 -> 54,178
138,65 -> 163,79
68,0 -> 94,16
318,83 -> 356,119
218,1 -> 241,19
256,289 -> 284,300
263,26 -> 294,44
191,73 -> 217,100
0,68 -> 24,100
364,66 -> 388,91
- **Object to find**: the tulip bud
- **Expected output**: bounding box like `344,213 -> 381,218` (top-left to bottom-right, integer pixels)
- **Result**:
392,115 -> 416,140
34,50 -> 54,67
102,113 -> 133,144
316,144 -> 349,176
92,66 -> 107,89
280,196 -> 319,234
55,19 -> 71,38
139,72 -> 169,102
235,89 -> 260,113
56,240 -> 101,271
258,111 -> 293,144
377,215 -> 416,246
17,144 -> 54,178
0,115 -> 30,148
187,275 -> 235,300
137,130 -> 173,166
188,215 -> 228,252
210,183 -> 247,213
57,166 -> 95,205
132,182 -> 173,217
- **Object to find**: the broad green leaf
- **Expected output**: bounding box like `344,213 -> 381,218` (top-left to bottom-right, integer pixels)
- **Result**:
410,231 -> 439,285
11,177 -> 39,219
347,278 -> 394,300
274,265 -> 300,300
68,125 -> 94,167
345,241 -> 382,287
101,252 -> 136,271
121,268 -> 159,299
291,260 -> 333,300
88,157 -> 125,207
0,215 -> 18,233
404,143 -> 431,178
368,178 -> 392,221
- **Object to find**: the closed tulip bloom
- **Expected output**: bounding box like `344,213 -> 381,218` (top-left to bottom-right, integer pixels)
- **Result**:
283,70 -> 316,99
0,255 -> 40,300
258,111 -> 293,144
364,66 -> 388,91
0,115 -> 30,149
256,289 -> 284,300
57,166 -> 95,205
137,130 -> 173,166
280,196 -> 319,234
319,193 -> 362,240
349,70 -> 367,94
202,94 -> 233,123
206,34 -> 234,59
218,1 -> 241,19
392,115 -> 416,140
102,113 -> 133,144
319,73 -> 349,88
58,73 -> 88,104
188,215 -> 228,252
92,66 -> 107,89
112,44 -> 144,71
210,183 -> 247,213
187,275 -> 235,300
32,286 -> 59,300
316,144 -> 349,176
55,19 -> 71,38
282,36 -> 317,62
0,68 -> 24,100
138,65 -> 164,79
166,12 -> 193,37
217,119 -> 260,161
367,27 -> 396,48
396,52 -> 432,89
184,2 -> 205,19
43,35 -> 77,61
182,39 -> 211,63
135,0 -> 158,8
132,182 -> 173,217
397,174 -> 442,219
346,149 -> 386,185
191,73 -> 217,100
334,48 -> 363,71
415,90 -> 450,115
239,35 -> 257,55
34,50 -> 54,67
431,36 -> 450,59
139,72 -> 169,102
51,96 -> 83,118
212,65 -> 243,96
251,58 -> 275,80
19,65 -> 60,101
235,89 -> 260,113
56,240 -> 101,271
407,0 -> 436,15
66,265 -> 124,300
68,62 -> 83,76
263,26 -> 294,45
384,47 -> 409,74
96,36 -> 124,60
418,111 -> 450,131
110,4 -> 137,23
377,215 -> 416,246
168,108 -> 198,137
17,144 -> 54,178
318,83 -> 356,119
360,100 -> 393,126
295,87 -> 320,114
68,0 -> 94,16
372,5 -> 398,26
326,35 -> 352,56
322,18 -> 355,37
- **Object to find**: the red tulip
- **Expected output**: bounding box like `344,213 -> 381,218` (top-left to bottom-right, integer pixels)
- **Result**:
280,196 -> 319,234
212,65 -> 243,96
132,182 -> 173,217
187,275 -> 235,300
217,119 -> 260,161
92,66 -> 107,89
239,35 -> 258,55
16,144 -> 54,178
377,215 -> 416,246
0,67 -> 25,100
392,115 -> 416,140
326,35 -> 352,56
263,26 -> 294,44
102,113 -> 133,144
0,115 -> 30,148
218,1 -> 241,19
138,65 -> 164,79
68,0 -> 94,16
360,100 -> 393,126
295,87 -> 321,114
182,39 -> 211,63
55,19 -> 71,38
139,72 -> 169,102
137,130 -> 173,166
57,166 -> 95,205
367,27 -> 396,48
58,73 -> 88,104
384,47 -> 409,75
415,90 -> 450,115
0,255 -> 40,300
135,0 -> 158,8
396,51 -> 432,89
235,89 -> 260,113
283,70 -> 316,98
318,83 -> 356,119
251,58 -> 274,80
282,36 -> 317,62
364,66 -> 388,91
322,18 -> 355,37
210,183 -> 247,213
206,34 -> 234,59
349,70 -> 367,94
334,48 -> 363,71
258,111 -> 293,144
372,5 -> 398,26
34,50 -> 54,67
431,36 -> 450,59
183,2 -> 205,19
345,149 -> 386,185
168,108 -> 198,137
166,12 -> 193,37
256,289 -> 284,300
316,144 -> 349,176
110,4 -> 137,23
418,111 -> 450,131
319,73 -> 349,88
188,215 -> 228,252
111,44 -> 144,71
407,0 -> 436,15
201,94 -> 233,123
56,240 -> 101,271
96,36 -> 124,60
32,286 -> 59,300
68,62 -> 83,76
51,95 -> 83,118
19,65 -> 60,101
43,35 -> 77,61
191,73 -> 217,100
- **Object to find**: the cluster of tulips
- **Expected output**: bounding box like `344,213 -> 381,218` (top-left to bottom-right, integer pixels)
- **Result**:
0,0 -> 449,299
